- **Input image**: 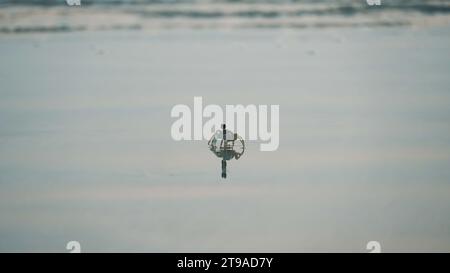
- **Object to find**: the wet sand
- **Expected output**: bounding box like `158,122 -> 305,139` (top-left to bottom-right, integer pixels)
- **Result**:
1,23 -> 450,251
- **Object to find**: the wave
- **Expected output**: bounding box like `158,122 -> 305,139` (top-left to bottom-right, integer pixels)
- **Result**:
1,0 -> 450,33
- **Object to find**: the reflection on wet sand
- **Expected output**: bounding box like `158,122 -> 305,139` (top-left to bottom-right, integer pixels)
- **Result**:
208,124 -> 245,179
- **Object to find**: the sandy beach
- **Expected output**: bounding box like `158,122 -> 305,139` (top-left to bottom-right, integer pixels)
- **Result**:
1,1 -> 450,252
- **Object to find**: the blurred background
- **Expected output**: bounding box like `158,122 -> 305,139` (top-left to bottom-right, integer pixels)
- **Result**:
1,0 -> 450,32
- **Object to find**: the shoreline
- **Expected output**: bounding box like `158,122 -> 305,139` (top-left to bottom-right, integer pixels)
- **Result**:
1,3 -> 450,34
